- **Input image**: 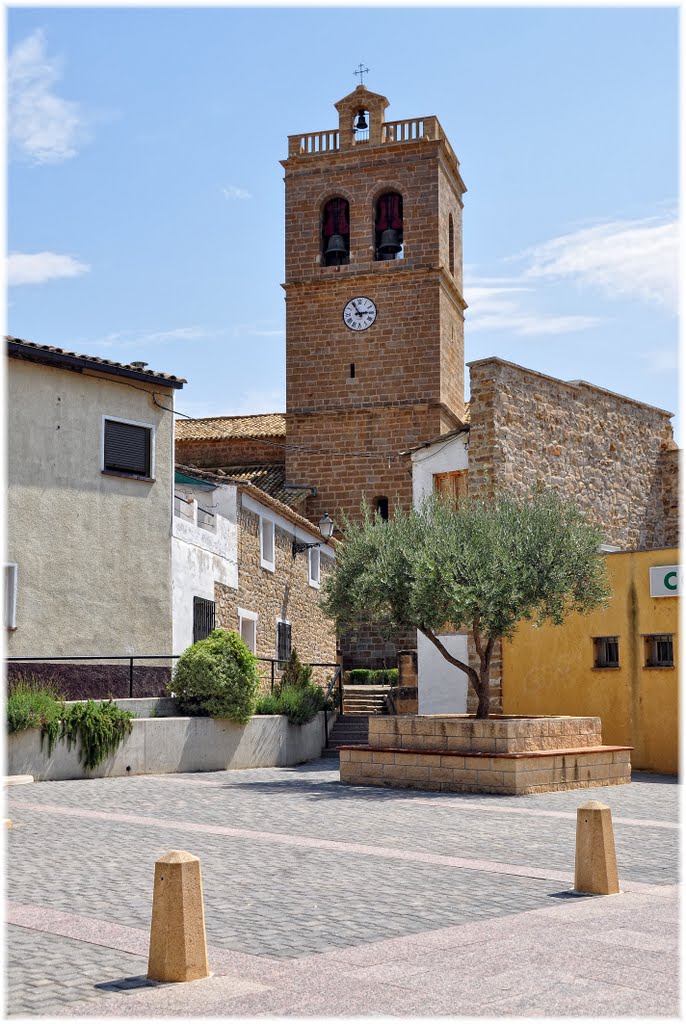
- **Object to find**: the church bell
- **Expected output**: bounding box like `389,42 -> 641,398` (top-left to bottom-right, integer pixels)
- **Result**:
325,233 -> 348,264
354,110 -> 368,131
377,228 -> 402,259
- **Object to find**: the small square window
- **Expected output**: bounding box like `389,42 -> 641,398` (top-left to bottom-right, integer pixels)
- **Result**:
260,518 -> 275,571
309,547 -> 321,588
594,636 -> 619,668
644,634 -> 674,668
103,418 -> 153,478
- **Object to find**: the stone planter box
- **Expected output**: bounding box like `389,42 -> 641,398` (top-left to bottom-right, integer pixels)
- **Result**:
339,715 -> 631,795
7,712 -> 327,782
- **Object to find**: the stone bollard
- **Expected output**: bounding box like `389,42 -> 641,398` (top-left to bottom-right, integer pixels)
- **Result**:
574,801 -> 620,895
147,850 -> 210,982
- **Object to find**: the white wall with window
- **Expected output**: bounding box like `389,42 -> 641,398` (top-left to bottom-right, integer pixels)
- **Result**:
6,347 -> 179,659
172,474 -> 238,654
410,428 -> 470,712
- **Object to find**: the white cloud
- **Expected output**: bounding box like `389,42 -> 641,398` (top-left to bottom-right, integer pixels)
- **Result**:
521,217 -> 678,312
8,251 -> 90,286
222,185 -> 252,200
465,282 -> 602,336
9,29 -> 88,164
88,326 -> 221,349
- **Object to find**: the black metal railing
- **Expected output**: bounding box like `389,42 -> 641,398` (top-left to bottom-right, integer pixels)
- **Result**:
7,655 -> 341,701
323,665 -> 343,743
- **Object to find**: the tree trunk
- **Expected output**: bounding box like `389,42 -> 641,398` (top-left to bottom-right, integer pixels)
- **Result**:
474,629 -> 495,719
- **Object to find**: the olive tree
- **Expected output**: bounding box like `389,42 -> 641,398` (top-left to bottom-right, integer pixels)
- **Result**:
322,490 -> 611,718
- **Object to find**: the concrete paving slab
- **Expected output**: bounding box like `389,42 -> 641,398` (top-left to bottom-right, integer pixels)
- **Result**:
5,760 -> 679,1017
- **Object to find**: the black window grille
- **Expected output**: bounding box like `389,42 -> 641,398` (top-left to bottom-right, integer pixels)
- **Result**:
193,597 -> 215,644
594,636 -> 619,668
277,621 -> 292,665
104,419 -> 152,477
645,634 -> 674,668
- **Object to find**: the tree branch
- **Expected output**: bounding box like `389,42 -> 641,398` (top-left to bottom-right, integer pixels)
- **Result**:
418,626 -> 480,689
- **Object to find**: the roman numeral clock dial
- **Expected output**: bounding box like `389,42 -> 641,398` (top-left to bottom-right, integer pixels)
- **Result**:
343,296 -> 377,331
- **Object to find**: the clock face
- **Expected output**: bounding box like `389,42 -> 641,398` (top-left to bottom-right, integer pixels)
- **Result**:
343,296 -> 377,331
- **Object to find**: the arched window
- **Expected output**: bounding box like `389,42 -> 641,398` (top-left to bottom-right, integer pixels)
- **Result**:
448,213 -> 455,277
321,198 -> 350,267
375,496 -> 389,520
374,192 -> 403,261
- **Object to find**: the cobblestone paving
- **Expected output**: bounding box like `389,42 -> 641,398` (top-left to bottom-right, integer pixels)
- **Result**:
5,762 -> 679,1016
5,925 -> 159,1017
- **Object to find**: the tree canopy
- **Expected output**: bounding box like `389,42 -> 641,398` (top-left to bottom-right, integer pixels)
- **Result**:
322,490 -> 611,717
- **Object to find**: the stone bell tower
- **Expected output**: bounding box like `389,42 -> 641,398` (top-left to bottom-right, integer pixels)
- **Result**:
282,84 -> 467,532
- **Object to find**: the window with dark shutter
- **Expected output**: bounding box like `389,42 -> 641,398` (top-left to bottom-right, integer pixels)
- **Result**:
104,419 -> 152,477
277,621 -> 292,665
193,597 -> 215,643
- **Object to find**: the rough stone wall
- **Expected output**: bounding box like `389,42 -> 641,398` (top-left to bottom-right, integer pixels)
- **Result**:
175,436 -> 284,469
339,620 -> 416,671
215,504 -> 337,691
467,357 -> 675,550
658,447 -> 679,548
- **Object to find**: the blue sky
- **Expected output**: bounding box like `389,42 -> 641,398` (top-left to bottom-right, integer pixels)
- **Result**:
7,7 -> 679,435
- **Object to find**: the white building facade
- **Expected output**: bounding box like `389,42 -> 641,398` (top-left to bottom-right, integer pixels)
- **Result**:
410,428 -> 471,715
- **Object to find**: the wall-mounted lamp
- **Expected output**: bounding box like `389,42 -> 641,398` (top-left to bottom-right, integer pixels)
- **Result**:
292,512 -> 335,559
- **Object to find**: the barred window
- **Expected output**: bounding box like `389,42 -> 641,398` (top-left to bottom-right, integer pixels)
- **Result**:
594,636 -> 619,669
644,634 -> 674,668
193,597 -> 215,644
277,621 -> 292,665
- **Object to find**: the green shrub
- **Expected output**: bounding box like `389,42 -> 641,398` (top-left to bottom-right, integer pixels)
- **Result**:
279,648 -> 313,689
6,677 -> 64,736
170,629 -> 259,722
7,680 -> 134,771
254,683 -> 328,725
347,668 -> 399,686
56,700 -> 134,771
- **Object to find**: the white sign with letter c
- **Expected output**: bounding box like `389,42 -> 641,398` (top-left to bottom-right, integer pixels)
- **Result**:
649,565 -> 680,597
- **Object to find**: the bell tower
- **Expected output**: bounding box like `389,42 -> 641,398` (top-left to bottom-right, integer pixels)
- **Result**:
283,85 -> 467,527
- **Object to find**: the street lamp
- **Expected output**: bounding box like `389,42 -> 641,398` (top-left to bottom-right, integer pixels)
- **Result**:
292,513 -> 335,559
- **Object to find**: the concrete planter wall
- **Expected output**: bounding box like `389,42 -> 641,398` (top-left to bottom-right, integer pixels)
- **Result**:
7,712 -> 327,782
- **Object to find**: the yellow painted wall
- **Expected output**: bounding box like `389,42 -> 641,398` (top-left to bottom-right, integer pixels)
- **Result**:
502,549 -> 679,774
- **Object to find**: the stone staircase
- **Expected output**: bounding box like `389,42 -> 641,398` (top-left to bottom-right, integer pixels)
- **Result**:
342,685 -> 390,716
322,686 -> 392,760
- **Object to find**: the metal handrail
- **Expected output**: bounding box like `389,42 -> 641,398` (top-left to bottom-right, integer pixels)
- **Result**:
323,665 -> 343,743
7,654 -> 340,700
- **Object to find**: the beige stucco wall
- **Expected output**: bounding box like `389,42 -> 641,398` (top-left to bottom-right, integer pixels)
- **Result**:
7,359 -> 175,659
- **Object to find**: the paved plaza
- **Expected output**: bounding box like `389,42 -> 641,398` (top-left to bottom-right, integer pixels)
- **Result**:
4,759 -> 680,1017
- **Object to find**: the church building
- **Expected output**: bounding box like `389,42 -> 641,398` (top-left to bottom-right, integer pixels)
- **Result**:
176,84 -> 679,681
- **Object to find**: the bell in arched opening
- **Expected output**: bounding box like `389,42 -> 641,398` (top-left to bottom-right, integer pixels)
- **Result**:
321,197 -> 350,266
375,192 -> 403,261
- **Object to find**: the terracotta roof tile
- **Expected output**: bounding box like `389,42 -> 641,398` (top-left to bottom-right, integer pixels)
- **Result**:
6,336 -> 186,386
177,462 -> 307,509
176,413 -> 286,441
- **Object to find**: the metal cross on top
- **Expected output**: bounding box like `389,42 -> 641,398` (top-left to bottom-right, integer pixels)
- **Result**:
354,63 -> 369,85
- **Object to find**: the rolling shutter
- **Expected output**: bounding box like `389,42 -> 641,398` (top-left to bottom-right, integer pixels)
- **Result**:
104,420 -> 151,476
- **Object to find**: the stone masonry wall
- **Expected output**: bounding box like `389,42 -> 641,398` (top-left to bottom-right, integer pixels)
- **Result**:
215,503 -> 337,691
467,357 -> 675,550
176,436 -> 284,469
